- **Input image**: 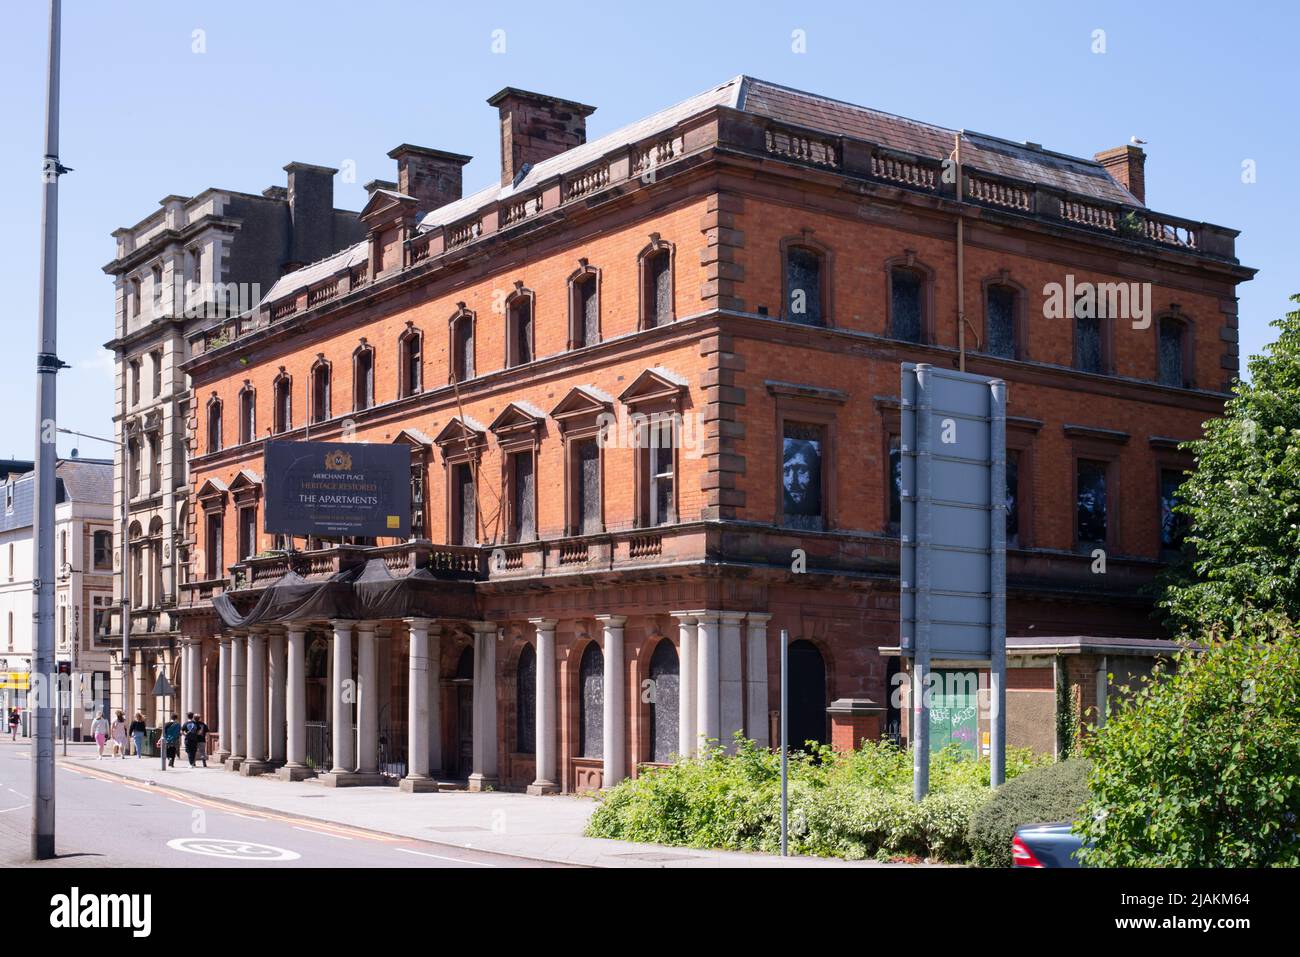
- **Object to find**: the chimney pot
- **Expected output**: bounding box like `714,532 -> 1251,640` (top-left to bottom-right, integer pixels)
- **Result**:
487,87 -> 596,188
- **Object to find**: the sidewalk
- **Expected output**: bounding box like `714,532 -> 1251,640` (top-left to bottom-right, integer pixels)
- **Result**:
59,745 -> 886,868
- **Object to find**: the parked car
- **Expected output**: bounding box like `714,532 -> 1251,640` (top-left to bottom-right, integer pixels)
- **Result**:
1012,822 -> 1087,867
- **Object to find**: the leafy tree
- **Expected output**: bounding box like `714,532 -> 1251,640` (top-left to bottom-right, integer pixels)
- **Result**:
1161,296 -> 1300,628
1076,613 -> 1300,867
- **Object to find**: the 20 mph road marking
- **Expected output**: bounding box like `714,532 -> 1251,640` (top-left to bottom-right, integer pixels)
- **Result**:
166,838 -> 301,861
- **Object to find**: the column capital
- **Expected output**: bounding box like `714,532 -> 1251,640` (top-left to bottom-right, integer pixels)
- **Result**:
284,621 -> 308,637
746,612 -> 774,624
694,611 -> 723,624
217,635 -> 232,646
404,617 -> 437,631
470,620 -> 497,636
527,617 -> 558,630
356,621 -> 378,635
670,609 -> 706,622
719,611 -> 748,624
595,614 -> 627,627
329,618 -> 357,630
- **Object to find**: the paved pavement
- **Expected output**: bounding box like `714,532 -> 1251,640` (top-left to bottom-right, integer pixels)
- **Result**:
3,739 -> 886,867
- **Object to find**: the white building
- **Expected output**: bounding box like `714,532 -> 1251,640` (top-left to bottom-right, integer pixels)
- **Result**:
0,458 -> 115,738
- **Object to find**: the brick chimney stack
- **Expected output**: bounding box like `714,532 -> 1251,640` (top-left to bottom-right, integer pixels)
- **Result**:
387,145 -> 473,217
1094,145 -> 1146,205
284,161 -> 339,268
488,87 -> 597,187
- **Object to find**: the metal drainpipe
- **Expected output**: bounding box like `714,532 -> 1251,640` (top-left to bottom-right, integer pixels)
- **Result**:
1095,655 -> 1108,728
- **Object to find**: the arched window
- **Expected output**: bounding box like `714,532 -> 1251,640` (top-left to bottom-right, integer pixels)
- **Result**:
206,398 -> 222,453
127,437 -> 140,498
128,521 -> 144,608
639,239 -> 674,329
516,643 -> 536,754
1158,316 -> 1188,387
568,264 -> 600,349
238,385 -> 255,444
578,642 -> 604,759
787,640 -> 827,750
148,516 -> 164,602
310,359 -> 331,424
353,343 -> 375,411
272,372 -> 292,434
984,283 -> 1019,359
888,265 -> 927,342
783,243 -> 825,326
506,289 -> 534,368
399,326 -> 423,397
450,309 -> 475,382
648,639 -> 680,763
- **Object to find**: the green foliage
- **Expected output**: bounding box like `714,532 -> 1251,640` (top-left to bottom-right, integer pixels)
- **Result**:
1161,296 -> 1300,628
967,759 -> 1092,867
1076,613 -> 1300,867
585,735 -> 1043,863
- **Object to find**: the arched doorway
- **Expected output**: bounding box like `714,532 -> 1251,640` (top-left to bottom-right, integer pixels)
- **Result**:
787,639 -> 827,751
452,645 -> 474,777
648,640 -> 679,763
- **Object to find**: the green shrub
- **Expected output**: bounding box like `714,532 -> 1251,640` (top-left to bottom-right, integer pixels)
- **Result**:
1077,613 -> 1300,867
585,735 -> 1043,862
967,758 -> 1092,867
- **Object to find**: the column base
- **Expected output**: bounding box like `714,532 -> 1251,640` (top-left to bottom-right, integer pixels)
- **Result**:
398,775 -> 440,793
239,760 -> 274,777
320,771 -> 385,788
216,750 -> 231,765
275,763 -> 315,782
466,773 -> 499,792
225,756 -> 244,772
526,779 -> 559,795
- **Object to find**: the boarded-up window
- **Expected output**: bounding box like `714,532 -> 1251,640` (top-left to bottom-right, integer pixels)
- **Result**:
576,438 -> 601,535
891,268 -> 923,342
511,452 -> 535,542
453,463 -> 476,545
238,391 -> 255,444
516,643 -> 536,754
645,250 -> 672,327
782,421 -> 824,531
575,276 -> 599,347
402,332 -> 422,396
986,285 -> 1016,358
1158,317 -> 1184,387
579,642 -> 603,759
648,640 -> 679,763
354,349 -> 374,410
510,298 -> 533,366
273,378 -> 291,434
785,247 -> 823,325
207,403 -> 222,453
453,317 -> 474,381
1074,298 -> 1103,373
312,366 -> 330,423
205,512 -> 222,579
1160,469 -> 1187,549
1076,459 -> 1107,544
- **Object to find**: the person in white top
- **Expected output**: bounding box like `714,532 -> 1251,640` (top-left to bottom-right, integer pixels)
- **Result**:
90,713 -> 110,759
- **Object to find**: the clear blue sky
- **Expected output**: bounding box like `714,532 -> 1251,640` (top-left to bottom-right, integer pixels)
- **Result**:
0,0 -> 1295,461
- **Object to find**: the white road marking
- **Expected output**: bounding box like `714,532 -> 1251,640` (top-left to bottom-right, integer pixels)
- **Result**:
166,838 -> 301,861
293,825 -> 351,840
0,804 -> 30,813
168,799 -> 199,809
394,846 -> 496,867
225,812 -> 260,821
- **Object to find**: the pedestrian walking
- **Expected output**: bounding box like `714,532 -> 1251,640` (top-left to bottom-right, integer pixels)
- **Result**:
192,713 -> 209,767
158,714 -> 181,768
90,712 -> 109,759
110,711 -> 128,758
7,707 -> 18,741
182,714 -> 200,767
128,712 -> 147,758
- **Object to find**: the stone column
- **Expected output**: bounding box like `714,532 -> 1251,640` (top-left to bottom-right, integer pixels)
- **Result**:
527,618 -> 558,794
216,637 -> 231,762
427,624 -> 442,777
696,613 -> 721,751
241,630 -> 271,775
355,623 -> 380,779
227,634 -> 246,771
179,639 -> 192,717
596,615 -> 627,787
467,622 -> 498,791
189,639 -> 203,722
279,624 -> 311,780
719,612 -> 746,752
745,613 -> 773,748
267,630 -> 286,765
325,619 -> 355,780
400,618 -> 437,792
671,612 -> 701,758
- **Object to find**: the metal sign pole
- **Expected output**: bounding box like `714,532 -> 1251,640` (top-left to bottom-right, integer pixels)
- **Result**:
779,628 -> 788,857
989,378 -> 1008,787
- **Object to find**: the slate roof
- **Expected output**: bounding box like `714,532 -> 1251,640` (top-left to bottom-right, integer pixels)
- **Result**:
0,459 -> 112,533
257,75 -> 1140,310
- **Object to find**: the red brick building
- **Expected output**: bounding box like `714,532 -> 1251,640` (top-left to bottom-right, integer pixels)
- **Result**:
173,77 -> 1253,791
